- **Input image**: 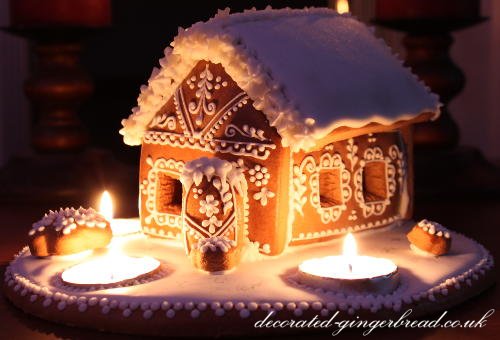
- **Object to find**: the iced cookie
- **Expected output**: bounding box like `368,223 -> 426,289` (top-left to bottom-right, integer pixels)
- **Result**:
28,207 -> 112,257
407,219 -> 451,256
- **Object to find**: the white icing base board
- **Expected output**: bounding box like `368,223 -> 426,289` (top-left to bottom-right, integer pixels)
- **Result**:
3,221 -> 495,337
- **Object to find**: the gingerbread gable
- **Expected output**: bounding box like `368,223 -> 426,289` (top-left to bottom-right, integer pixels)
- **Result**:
144,60 -> 279,160
121,7 -> 440,151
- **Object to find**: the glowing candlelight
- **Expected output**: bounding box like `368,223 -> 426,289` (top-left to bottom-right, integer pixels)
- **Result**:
298,233 -> 399,294
99,190 -> 113,222
60,230 -> 160,286
60,231 -> 160,286
61,254 -> 160,286
343,233 -> 356,273
336,0 -> 349,14
59,191 -> 159,287
61,255 -> 160,285
98,191 -> 141,236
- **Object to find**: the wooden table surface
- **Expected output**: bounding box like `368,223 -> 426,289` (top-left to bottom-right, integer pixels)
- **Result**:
0,199 -> 498,339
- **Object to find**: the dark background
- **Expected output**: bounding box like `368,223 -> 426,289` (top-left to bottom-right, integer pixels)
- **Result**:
0,1 -> 498,338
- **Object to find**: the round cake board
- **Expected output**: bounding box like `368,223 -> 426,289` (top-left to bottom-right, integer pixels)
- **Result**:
3,221 -> 495,337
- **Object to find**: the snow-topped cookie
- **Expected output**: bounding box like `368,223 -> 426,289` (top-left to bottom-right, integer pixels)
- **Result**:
407,219 -> 451,256
28,207 -> 112,257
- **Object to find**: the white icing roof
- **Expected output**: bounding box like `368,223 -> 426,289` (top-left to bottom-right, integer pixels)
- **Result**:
120,7 -> 440,151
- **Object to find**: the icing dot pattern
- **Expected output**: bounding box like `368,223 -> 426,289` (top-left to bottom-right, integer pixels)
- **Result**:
30,207 -> 108,236
417,219 -> 451,239
4,229 -> 495,323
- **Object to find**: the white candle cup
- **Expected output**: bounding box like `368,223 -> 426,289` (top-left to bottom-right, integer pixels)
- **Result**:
297,255 -> 399,295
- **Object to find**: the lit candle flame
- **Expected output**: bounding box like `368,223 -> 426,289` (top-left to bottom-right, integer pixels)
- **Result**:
342,233 -> 357,257
99,191 -> 123,254
99,190 -> 120,255
99,190 -> 113,222
336,0 -> 349,14
59,190 -> 162,287
298,231 -> 398,285
343,233 -> 357,273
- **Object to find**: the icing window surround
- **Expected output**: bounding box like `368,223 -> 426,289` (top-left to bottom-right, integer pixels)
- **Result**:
142,156 -> 185,230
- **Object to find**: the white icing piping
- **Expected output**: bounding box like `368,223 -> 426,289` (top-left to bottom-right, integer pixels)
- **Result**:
143,226 -> 182,240
142,157 -> 185,230
194,236 -> 236,253
120,7 -> 440,152
290,137 -> 406,242
180,157 -> 247,196
143,130 -> 276,160
29,207 -> 108,236
417,219 -> 451,239
5,235 -> 494,320
292,215 -> 399,242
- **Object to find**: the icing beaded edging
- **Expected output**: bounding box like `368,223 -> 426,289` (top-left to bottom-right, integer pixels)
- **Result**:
4,234 -> 494,322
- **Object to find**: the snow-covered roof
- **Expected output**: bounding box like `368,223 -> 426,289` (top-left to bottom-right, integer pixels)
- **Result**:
120,7 -> 440,151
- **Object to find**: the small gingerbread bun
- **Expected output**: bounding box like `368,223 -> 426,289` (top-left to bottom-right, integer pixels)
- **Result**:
407,219 -> 451,256
28,207 -> 112,257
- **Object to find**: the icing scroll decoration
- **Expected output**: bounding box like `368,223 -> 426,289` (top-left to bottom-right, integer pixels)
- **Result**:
292,156 -> 315,216
346,138 -> 358,171
149,113 -> 177,130
187,64 -> 219,126
144,62 -> 276,160
142,156 -> 184,231
213,176 -> 235,215
389,144 -> 405,186
309,152 -> 351,223
354,147 -> 398,218
293,151 -> 351,223
225,124 -> 268,141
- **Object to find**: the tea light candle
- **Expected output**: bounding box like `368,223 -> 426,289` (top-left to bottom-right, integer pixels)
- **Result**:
297,233 -> 399,295
60,191 -> 160,287
61,252 -> 160,287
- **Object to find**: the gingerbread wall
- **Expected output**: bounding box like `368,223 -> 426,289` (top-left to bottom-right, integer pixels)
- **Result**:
139,60 -> 291,255
139,59 -> 412,254
290,130 -> 408,245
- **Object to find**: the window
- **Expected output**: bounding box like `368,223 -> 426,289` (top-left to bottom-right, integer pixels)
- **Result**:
362,161 -> 387,202
156,172 -> 183,214
319,168 -> 343,207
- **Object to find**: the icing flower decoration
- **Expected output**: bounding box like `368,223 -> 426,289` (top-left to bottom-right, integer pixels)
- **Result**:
253,187 -> 275,206
248,164 -> 271,187
201,216 -> 223,234
199,195 -> 220,217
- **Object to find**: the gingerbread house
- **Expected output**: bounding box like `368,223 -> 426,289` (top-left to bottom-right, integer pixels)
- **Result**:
120,8 -> 440,256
